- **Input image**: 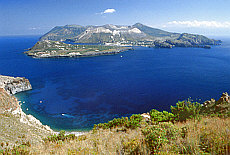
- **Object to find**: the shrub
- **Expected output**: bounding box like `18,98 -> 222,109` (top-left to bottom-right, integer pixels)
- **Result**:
122,138 -> 141,154
127,114 -> 143,129
93,114 -> 143,130
43,130 -> 78,143
2,144 -> 30,154
149,109 -> 175,122
142,122 -> 179,153
171,100 -> 201,121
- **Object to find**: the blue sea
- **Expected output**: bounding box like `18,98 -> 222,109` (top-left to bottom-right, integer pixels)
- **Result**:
1,35 -> 230,131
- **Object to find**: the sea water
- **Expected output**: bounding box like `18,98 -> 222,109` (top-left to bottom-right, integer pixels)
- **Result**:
1,35 -> 230,131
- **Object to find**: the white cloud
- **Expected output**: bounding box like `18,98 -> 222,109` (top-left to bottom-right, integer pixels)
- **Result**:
29,26 -> 52,30
164,20 -> 230,28
102,8 -> 116,14
29,27 -> 40,30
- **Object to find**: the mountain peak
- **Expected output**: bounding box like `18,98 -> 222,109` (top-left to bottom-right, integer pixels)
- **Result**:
133,23 -> 144,27
64,24 -> 83,28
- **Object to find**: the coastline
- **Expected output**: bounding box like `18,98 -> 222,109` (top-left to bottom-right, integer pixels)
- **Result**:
0,75 -> 86,148
15,93 -> 88,136
25,47 -> 133,58
0,75 -> 53,132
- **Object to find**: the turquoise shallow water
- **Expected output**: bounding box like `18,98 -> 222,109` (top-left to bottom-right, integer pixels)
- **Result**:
1,35 -> 230,131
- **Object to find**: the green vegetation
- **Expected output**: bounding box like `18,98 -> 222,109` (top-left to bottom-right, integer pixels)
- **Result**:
1,93 -> 230,154
149,109 -> 175,122
93,114 -> 143,130
2,143 -> 31,155
171,100 -> 201,121
43,130 -> 86,143
90,94 -> 230,154
25,41 -> 131,58
142,122 -> 179,153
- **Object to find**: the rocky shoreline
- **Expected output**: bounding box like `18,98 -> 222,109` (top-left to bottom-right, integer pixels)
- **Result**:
0,75 -> 86,147
0,75 -> 53,131
0,75 -> 54,147
0,75 -> 32,95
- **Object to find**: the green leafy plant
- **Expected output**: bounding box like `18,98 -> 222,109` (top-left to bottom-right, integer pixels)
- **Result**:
43,130 -> 78,143
93,114 -> 143,130
149,109 -> 175,122
122,138 -> 141,154
171,100 -> 201,121
142,122 -> 179,153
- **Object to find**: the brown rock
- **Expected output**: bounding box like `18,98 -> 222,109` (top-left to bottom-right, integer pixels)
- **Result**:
217,92 -> 230,104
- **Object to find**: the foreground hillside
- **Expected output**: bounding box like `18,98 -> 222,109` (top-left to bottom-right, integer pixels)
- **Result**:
27,117 -> 229,155
0,75 -> 52,151
1,91 -> 229,154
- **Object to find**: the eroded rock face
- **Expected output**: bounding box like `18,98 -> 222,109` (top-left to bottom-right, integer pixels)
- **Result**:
202,92 -> 230,116
217,92 -> 230,104
0,76 -> 53,147
0,75 -> 32,95
203,98 -> 216,106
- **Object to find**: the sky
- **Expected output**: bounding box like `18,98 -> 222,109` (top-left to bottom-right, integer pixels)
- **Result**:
1,0 -> 230,36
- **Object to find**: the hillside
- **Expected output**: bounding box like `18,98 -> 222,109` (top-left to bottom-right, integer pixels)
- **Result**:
133,23 -> 178,38
0,75 -> 52,150
38,23 -> 221,48
1,91 -> 229,154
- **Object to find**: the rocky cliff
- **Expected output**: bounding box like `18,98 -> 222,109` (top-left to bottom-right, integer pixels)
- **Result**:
0,75 -> 32,95
0,75 -> 52,148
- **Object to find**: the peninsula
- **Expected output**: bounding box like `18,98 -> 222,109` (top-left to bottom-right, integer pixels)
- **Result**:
25,41 -> 132,58
25,23 -> 221,58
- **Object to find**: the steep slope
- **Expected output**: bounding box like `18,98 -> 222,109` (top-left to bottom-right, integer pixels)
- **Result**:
40,25 -> 88,41
0,75 -> 52,149
132,23 -> 178,38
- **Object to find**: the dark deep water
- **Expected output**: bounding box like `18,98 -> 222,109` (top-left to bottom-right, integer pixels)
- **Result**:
1,35 -> 230,131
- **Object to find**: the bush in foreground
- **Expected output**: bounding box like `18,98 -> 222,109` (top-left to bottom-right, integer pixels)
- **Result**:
2,93 -> 230,154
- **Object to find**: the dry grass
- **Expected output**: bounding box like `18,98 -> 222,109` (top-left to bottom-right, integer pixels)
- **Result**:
23,116 -> 230,155
30,128 -> 146,155
0,88 -> 52,150
162,117 -> 230,154
0,113 -> 51,150
0,88 -> 18,113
